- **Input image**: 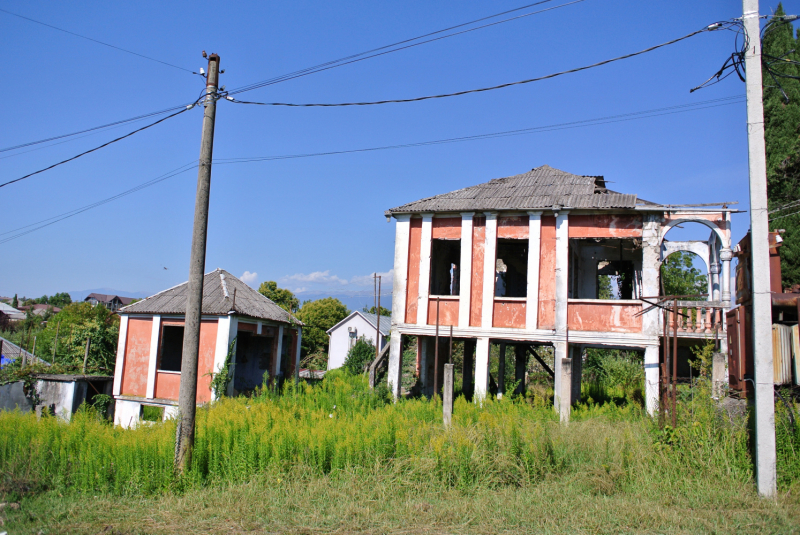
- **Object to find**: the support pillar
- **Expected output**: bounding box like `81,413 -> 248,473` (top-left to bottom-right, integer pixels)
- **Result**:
417,214 -> 434,326
474,337 -> 491,404
553,210 -> 569,414
644,345 -> 659,415
481,212 -> 498,328
387,329 -> 404,400
458,213 -> 474,328
560,357 -> 572,423
526,211 -> 542,330
720,247 -> 732,306
387,214 -> 411,401
710,262 -> 721,302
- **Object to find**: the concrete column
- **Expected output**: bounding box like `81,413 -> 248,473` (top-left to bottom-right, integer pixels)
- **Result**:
211,316 -> 233,399
712,351 -> 727,399
474,337 -> 491,404
112,316 -> 129,396
720,247 -> 732,305
458,212 -> 474,328
387,329 -> 404,399
560,357 -> 572,423
417,214 -> 434,326
644,345 -> 659,415
146,315 -> 161,399
443,363 -> 454,427
391,215 -> 411,325
463,339 -> 475,400
710,262 -> 721,301
526,211 -> 542,330
553,210 -> 569,413
481,212 -> 498,328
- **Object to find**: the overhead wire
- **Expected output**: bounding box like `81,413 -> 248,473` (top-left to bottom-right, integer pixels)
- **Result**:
769,208 -> 800,222
0,103 -> 198,189
225,0 -> 584,96
0,7 -> 194,73
0,95 -> 744,245
224,25 -> 714,107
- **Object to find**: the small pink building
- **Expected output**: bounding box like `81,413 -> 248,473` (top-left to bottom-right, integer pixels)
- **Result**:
112,269 -> 302,427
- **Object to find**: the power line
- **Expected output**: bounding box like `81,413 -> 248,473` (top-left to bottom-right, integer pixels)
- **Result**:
224,26 -> 714,107
0,95 -> 743,244
769,208 -> 800,222
0,104 -> 196,190
226,0 -> 587,96
768,198 -> 800,214
0,7 -> 194,73
0,162 -> 198,244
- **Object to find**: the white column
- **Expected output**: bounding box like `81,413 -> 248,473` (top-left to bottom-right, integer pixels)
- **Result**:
458,212 -> 474,328
274,324 -> 285,378
644,345 -> 659,415
387,329 -> 404,399
225,317 -> 239,397
294,328 -> 302,383
720,247 -> 732,305
112,315 -> 129,396
526,211 -> 542,330
417,213 -> 434,326
474,337 -> 491,404
481,212 -> 498,328
553,210 -> 569,414
212,316 -> 233,399
145,315 -> 161,399
641,214 -> 662,338
391,215 -> 411,326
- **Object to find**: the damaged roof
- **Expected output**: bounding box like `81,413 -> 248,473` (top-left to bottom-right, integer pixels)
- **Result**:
120,269 -> 301,325
385,165 -> 638,216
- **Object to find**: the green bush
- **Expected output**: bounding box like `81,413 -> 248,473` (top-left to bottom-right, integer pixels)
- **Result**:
343,336 -> 376,375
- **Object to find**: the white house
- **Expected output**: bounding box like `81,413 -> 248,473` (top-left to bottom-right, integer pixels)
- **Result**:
327,312 -> 389,370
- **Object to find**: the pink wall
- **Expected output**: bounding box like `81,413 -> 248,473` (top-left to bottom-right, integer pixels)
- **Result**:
120,318 -> 152,397
493,300 -> 526,328
431,217 -> 461,239
568,303 -> 642,332
151,319 -> 218,403
405,218 -> 422,324
538,216 -> 557,329
427,298 -> 459,326
470,216 -> 486,326
497,216 -> 529,239
569,214 -> 642,238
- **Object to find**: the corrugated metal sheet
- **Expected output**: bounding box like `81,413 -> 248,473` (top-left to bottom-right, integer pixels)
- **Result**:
120,269 -> 301,325
385,165 -> 638,215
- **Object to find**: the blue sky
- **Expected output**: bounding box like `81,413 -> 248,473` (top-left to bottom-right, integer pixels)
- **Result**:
1,1 -> 791,302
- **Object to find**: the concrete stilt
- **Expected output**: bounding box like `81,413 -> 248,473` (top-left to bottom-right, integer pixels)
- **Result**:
560,357 -> 572,423
443,363 -> 454,427
644,345 -> 659,415
387,329 -> 404,400
474,337 -> 491,404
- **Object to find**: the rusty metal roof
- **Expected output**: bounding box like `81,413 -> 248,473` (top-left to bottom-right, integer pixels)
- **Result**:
385,165 -> 638,215
120,269 -> 301,325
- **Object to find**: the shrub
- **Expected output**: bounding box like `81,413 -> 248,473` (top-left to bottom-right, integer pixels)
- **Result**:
343,336 -> 375,375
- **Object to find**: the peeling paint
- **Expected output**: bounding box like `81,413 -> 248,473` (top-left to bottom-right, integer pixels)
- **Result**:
498,216 -> 529,239
538,216 -> 557,329
470,217 -> 486,326
493,300 -> 526,328
431,217 -> 461,239
405,218 -> 422,324
427,298 -> 459,326
567,302 -> 642,332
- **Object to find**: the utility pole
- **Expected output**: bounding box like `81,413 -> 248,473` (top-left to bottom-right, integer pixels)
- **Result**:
175,52 -> 220,474
742,0 -> 777,498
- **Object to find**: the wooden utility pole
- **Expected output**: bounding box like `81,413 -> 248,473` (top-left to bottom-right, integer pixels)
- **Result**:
741,0 -> 777,497
175,52 -> 221,474
82,337 -> 91,373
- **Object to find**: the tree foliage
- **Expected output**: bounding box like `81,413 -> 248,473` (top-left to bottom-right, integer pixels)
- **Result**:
763,4 -> 800,286
343,336 -> 376,375
258,281 -> 300,313
296,297 -> 349,356
661,251 -> 708,297
24,292 -> 72,308
36,303 -> 120,371
363,305 -> 391,317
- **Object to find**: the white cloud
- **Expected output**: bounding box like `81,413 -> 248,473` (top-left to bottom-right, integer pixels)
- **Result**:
240,271 -> 258,287
292,287 -> 308,294
349,270 -> 393,287
282,270 -> 348,285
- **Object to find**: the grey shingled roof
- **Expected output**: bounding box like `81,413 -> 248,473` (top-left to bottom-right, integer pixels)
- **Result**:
385,165 -> 638,215
120,269 -> 301,325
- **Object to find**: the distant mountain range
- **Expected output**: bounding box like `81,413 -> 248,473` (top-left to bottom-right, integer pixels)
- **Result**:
296,292 -> 392,314
68,288 -> 150,302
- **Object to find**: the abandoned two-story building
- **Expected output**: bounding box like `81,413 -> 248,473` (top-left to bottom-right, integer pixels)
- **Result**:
384,165 -> 734,416
112,269 -> 302,427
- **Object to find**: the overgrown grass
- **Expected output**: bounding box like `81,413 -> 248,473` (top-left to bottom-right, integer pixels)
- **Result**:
0,371 -> 799,533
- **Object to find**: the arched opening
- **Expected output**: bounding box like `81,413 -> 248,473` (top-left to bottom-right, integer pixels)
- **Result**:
661,251 -> 708,298
661,221 -> 721,300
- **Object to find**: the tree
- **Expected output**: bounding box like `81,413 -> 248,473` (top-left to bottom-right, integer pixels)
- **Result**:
47,292 -> 72,308
661,251 -> 708,297
37,302 -> 120,371
258,281 -> 300,313
11,294 -> 17,308
295,297 -> 349,356
763,4 -> 800,286
363,305 -> 391,317
343,336 -> 376,375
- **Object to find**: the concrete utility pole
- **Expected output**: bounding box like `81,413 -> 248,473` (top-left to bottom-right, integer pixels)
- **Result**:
741,0 -> 777,497
175,52 -> 220,474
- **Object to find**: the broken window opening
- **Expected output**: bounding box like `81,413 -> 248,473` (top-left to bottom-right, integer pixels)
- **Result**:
430,239 -> 461,296
233,331 -> 274,393
158,325 -> 184,372
495,239 -> 528,298
568,238 -> 643,300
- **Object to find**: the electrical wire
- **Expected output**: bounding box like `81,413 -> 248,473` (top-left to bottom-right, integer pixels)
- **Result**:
224,26 -> 713,107
768,198 -> 800,214
215,95 -> 744,164
769,208 -> 800,222
225,0 -> 585,96
0,162 -> 198,244
0,7 -> 194,73
0,104 -> 197,189
0,95 -> 744,245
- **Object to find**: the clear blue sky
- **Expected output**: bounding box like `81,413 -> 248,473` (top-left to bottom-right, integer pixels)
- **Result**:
1,0 -> 791,301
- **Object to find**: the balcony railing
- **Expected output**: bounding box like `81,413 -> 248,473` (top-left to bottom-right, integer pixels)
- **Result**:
667,301 -> 727,334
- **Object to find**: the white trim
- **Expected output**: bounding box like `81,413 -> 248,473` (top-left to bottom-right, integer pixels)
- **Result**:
391,215 -> 411,327
212,316 -> 232,398
526,211 -> 542,330
481,212 -> 498,328
294,327 -> 302,382
458,212 -> 474,328
567,298 -> 642,305
474,337 -> 491,404
112,316 -> 129,396
494,296 -> 527,302
274,325 -> 285,378
417,214 -> 434,326
145,315 -> 161,399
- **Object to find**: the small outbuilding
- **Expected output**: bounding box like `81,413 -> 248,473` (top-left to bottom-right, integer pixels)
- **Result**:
112,269 -> 302,428
326,311 -> 389,371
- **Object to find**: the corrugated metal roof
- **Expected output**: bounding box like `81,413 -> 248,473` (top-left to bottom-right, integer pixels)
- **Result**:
385,165 -> 638,215
120,269 -> 302,325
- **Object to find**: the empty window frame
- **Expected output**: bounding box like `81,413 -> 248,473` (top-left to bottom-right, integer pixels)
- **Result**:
158,325 -> 184,372
568,238 -> 642,300
430,239 -> 461,296
495,239 -> 528,298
